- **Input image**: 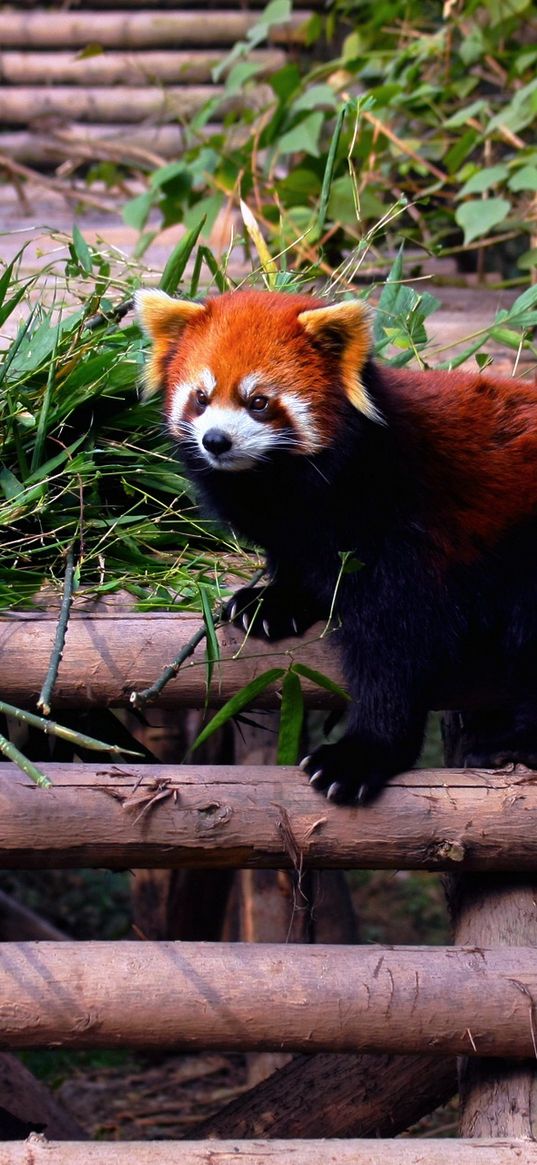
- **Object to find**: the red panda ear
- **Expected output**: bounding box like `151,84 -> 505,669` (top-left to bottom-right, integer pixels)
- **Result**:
134,290 -> 206,396
297,300 -> 381,423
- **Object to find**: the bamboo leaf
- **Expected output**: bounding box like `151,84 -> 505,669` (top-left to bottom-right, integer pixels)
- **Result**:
189,668 -> 286,753
292,662 -> 351,702
158,219 -> 207,296
198,582 -> 220,692
240,201 -> 278,288
277,668 -> 304,764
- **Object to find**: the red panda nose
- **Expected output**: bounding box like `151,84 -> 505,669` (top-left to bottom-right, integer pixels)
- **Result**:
202,428 -> 233,456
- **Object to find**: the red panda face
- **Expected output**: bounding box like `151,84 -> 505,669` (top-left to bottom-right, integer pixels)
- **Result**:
135,288 -> 377,471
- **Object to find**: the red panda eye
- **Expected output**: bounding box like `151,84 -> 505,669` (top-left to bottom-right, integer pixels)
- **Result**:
249,394 -> 269,413
195,390 -> 208,410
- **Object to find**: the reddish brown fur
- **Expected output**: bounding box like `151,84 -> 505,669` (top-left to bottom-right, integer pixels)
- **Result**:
380,365 -> 537,564
164,290 -> 353,438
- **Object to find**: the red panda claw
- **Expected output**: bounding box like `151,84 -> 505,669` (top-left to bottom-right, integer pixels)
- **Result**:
242,613 -> 249,631
262,619 -> 270,637
227,601 -> 237,621
299,755 -> 311,771
327,781 -> 344,801
291,617 -> 299,634
309,770 -> 324,786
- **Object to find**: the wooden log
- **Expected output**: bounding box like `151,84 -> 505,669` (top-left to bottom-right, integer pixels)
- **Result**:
0,609 -> 340,709
193,1050 -> 457,1138
0,940 -> 535,1057
0,49 -> 285,86
450,875 -> 537,1138
0,1055 -> 85,1141
2,1139 -> 537,1164
443,712 -> 537,1140
0,12 -> 310,49
0,762 -> 535,872
0,86 -> 250,124
0,125 -> 196,165
0,606 -> 518,711
0,890 -> 67,943
1,1140 -> 537,1165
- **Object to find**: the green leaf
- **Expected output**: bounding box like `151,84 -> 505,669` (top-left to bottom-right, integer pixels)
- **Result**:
158,218 -> 206,295
508,165 -> 537,192
277,112 -> 324,157
291,85 -> 338,114
0,466 -> 22,500
224,60 -> 264,95
72,225 -> 93,275
122,191 -> 155,232
292,662 -> 351,703
277,669 -> 304,765
457,165 -> 508,197
189,668 -> 286,753
455,198 -> 511,245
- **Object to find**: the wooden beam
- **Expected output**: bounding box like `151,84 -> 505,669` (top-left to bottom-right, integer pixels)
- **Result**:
1,1140 -> 537,1164
0,609 -> 339,709
0,762 -> 535,872
0,940 -> 535,1057
0,606 -> 515,711
0,125 -> 200,165
0,86 -> 242,124
0,50 -> 285,86
0,11 -> 310,49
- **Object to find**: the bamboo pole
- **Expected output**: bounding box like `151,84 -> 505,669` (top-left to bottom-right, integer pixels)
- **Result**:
0,49 -> 285,86
0,12 -> 309,49
1,1140 -> 537,1165
0,941 -> 535,1057
0,762 -> 534,872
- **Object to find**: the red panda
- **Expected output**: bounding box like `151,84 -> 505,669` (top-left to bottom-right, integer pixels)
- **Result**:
136,286 -> 537,804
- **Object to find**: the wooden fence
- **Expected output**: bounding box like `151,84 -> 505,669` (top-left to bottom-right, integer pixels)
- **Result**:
0,1 -> 314,165
0,600 -> 536,1158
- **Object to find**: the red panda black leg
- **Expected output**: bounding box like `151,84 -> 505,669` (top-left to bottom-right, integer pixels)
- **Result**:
223,584 -> 325,642
301,709 -> 428,804
457,705 -> 537,770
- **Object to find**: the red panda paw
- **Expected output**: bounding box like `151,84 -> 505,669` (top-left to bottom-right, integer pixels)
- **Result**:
300,741 -> 391,805
222,584 -> 323,642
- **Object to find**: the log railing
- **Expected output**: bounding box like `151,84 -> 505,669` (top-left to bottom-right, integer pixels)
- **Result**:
1,597 -> 536,1157
0,4 -> 314,164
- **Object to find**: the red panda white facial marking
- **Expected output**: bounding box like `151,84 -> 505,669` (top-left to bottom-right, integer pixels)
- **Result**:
168,365 -> 321,471
135,288 -> 377,468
